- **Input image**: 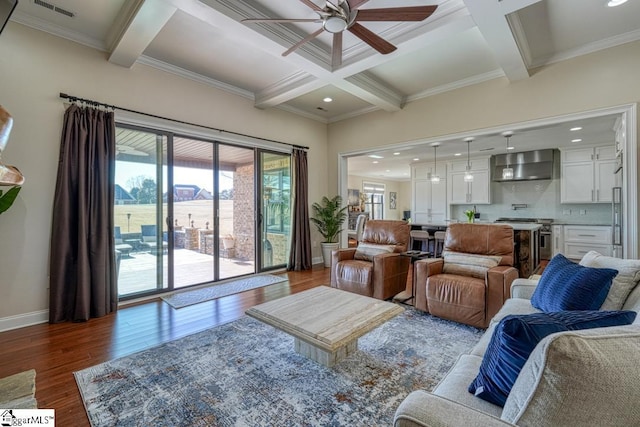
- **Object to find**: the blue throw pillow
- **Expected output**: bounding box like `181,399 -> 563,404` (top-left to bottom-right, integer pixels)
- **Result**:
468,310 -> 636,407
531,253 -> 618,311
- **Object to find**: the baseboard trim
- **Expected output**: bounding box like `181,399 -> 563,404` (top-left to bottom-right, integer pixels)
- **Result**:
0,310 -> 49,332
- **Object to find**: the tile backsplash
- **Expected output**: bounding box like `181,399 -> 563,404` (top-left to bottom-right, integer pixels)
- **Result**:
450,178 -> 613,224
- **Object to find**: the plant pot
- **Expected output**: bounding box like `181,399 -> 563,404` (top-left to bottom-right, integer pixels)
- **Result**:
320,242 -> 339,268
222,237 -> 235,249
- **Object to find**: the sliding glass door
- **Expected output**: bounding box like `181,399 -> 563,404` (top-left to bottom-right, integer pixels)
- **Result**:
259,151 -> 291,270
115,125 -> 270,299
114,126 -> 168,297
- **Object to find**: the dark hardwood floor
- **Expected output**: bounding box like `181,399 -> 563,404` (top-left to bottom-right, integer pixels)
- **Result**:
0,267 -> 331,426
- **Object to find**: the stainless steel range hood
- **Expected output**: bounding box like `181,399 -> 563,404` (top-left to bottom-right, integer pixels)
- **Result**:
492,149 -> 556,182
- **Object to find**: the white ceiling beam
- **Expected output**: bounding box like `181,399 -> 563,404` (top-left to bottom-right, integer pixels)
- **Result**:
499,0 -> 543,16
462,0 -> 530,81
107,0 -> 177,68
254,72 -> 325,109
339,73 -> 403,112
254,9 -> 476,110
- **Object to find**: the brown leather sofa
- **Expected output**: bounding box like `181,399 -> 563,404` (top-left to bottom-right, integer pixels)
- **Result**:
331,220 -> 411,300
414,223 -> 518,328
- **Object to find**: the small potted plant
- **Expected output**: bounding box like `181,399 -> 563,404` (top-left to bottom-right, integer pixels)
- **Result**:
310,195 -> 348,267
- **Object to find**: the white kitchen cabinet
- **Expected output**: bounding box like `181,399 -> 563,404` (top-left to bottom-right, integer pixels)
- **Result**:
412,163 -> 447,223
560,145 -> 616,203
447,157 -> 491,205
552,225 -> 564,256
563,225 -> 612,260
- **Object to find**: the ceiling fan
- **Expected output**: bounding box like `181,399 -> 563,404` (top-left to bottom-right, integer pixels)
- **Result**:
242,0 -> 438,67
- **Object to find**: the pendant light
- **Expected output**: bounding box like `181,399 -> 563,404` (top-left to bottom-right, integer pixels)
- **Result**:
463,137 -> 474,182
430,142 -> 441,183
502,131 -> 514,180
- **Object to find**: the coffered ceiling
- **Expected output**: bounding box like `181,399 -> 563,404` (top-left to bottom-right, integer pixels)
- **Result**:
10,0 -> 640,124
8,0 -> 639,180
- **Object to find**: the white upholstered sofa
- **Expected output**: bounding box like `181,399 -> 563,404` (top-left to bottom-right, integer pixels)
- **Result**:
394,251 -> 640,427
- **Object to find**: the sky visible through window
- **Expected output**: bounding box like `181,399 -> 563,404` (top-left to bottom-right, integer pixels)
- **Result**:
116,161 -> 234,192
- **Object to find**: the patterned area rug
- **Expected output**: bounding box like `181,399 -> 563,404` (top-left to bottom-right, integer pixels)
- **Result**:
75,307 -> 483,426
161,274 -> 287,308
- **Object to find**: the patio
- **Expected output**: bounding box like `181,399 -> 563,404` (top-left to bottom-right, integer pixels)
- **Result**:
117,248 -> 255,296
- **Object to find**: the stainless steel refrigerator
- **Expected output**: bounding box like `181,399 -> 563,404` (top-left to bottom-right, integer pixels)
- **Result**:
612,186 -> 623,258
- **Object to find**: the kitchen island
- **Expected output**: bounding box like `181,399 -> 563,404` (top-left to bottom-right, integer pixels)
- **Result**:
495,222 -> 542,278
413,221 -> 542,278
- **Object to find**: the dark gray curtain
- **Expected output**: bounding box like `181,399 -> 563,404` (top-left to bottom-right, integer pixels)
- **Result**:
49,104 -> 117,323
288,148 -> 312,270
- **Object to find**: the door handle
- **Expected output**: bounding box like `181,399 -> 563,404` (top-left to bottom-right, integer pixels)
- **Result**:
165,216 -> 173,232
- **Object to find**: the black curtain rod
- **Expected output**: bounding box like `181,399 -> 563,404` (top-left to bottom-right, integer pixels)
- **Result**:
58,92 -> 310,151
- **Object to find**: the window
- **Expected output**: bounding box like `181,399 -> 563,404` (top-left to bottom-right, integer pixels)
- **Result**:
362,181 -> 384,219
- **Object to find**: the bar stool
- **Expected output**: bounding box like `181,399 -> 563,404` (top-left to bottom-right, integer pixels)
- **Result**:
410,230 -> 433,252
434,231 -> 446,257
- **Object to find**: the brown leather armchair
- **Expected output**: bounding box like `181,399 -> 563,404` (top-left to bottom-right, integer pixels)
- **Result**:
331,220 -> 411,300
414,223 -> 518,328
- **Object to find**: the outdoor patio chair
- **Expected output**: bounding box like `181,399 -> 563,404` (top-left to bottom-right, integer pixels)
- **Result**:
114,226 -> 133,258
140,224 -> 168,255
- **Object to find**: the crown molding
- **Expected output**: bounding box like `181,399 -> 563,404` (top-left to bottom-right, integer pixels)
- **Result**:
11,10 -> 107,51
406,69 -> 506,103
530,28 -> 640,69
136,55 -> 255,100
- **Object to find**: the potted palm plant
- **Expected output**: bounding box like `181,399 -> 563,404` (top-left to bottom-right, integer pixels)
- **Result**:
310,195 -> 348,267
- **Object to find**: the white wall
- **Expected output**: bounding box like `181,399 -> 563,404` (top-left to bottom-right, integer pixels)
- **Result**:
329,40 -> 640,253
0,23 -> 328,327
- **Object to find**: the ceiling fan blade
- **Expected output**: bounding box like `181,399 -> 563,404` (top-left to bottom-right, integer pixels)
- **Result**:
242,18 -> 321,24
348,0 -> 370,9
282,28 -> 324,57
332,32 -> 343,68
299,0 -> 322,11
348,22 -> 396,54
355,6 -> 438,22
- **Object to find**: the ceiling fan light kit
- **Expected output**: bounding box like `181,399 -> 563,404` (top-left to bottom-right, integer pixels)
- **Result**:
243,1 -> 438,68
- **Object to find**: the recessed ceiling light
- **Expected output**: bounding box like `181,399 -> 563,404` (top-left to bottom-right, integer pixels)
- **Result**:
607,0 -> 628,7
570,127 -> 583,131
385,169 -> 390,172
368,154 -> 383,159
372,160 -> 379,164
413,158 -> 420,161
323,97 -> 333,103
507,146 -> 515,150
572,138 -> 583,143
393,152 -> 400,155
454,153 -> 462,156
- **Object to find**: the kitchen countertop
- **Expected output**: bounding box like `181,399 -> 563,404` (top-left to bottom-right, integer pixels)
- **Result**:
414,222 -> 542,231
496,223 -> 542,231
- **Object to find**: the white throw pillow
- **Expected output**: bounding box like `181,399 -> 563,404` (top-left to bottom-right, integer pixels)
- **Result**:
442,252 -> 502,279
354,243 -> 395,261
502,325 -> 640,426
579,251 -> 640,310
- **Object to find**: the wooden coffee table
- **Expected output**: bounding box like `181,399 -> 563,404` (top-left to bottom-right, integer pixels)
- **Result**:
246,286 -> 403,367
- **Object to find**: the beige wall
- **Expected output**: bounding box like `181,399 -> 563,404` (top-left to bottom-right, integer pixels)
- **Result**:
0,23 -> 328,325
347,175 -> 410,220
329,40 -> 640,207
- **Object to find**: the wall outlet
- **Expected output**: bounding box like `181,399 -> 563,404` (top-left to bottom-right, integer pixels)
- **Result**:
313,240 -> 317,247
579,209 -> 587,215
563,209 -> 571,215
